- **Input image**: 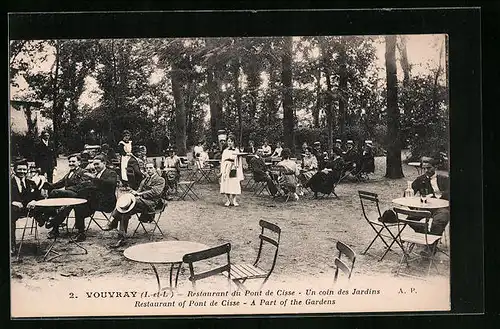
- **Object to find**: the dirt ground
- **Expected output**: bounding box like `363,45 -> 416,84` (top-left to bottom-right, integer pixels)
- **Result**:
11,155 -> 450,294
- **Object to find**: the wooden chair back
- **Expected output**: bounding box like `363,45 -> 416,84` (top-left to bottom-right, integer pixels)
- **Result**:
182,243 -> 232,291
334,241 -> 356,282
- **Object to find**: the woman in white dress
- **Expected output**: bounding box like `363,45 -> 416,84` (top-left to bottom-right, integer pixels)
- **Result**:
219,135 -> 244,207
118,130 -> 133,186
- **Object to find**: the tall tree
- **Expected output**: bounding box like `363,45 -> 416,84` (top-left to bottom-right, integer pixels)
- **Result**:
171,60 -> 187,155
384,35 -> 404,178
281,36 -> 295,153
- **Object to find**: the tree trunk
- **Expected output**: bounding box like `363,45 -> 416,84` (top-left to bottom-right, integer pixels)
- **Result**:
232,59 -> 243,146
207,66 -> 223,144
281,36 -> 295,154
171,62 -> 187,155
312,68 -> 321,128
384,35 -> 404,179
324,69 -> 334,156
397,36 -> 411,116
51,40 -> 61,154
247,59 -> 259,120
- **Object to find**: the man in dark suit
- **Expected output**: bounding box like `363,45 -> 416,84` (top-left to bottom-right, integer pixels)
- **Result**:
41,154 -> 93,238
45,155 -> 118,242
33,131 -> 57,183
10,160 -> 42,255
411,166 -> 436,196
104,161 -> 165,247
247,152 -> 279,196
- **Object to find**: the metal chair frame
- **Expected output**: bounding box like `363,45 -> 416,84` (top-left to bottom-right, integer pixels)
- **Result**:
132,200 -> 167,240
230,220 -> 281,291
393,207 -> 442,278
358,190 -> 405,261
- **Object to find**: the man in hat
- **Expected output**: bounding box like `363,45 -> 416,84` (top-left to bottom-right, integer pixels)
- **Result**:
342,140 -> 359,172
333,139 -> 344,157
33,130 -> 57,183
312,141 -> 327,170
359,141 -> 375,174
104,161 -> 166,247
125,145 -> 145,190
10,159 -> 43,255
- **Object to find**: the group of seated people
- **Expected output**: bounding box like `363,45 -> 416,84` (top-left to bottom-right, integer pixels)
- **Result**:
246,139 -> 376,200
10,153 -> 167,254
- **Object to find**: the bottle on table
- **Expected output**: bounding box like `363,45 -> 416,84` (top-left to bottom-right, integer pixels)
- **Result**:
404,181 -> 414,198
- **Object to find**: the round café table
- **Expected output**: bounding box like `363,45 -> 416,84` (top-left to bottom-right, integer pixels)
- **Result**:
124,241 -> 209,293
35,198 -> 88,261
392,196 -> 449,210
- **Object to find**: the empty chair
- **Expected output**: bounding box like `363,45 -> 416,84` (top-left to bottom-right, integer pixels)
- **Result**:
334,241 -> 357,283
182,243 -> 232,291
229,220 -> 281,290
393,207 -> 443,277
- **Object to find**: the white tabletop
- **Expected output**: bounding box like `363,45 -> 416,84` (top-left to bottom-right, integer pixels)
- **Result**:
35,198 -> 87,207
124,241 -> 209,264
392,197 -> 449,209
408,162 -> 432,167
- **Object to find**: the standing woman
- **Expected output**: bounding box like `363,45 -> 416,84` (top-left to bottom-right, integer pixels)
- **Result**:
118,130 -> 133,187
219,134 -> 244,207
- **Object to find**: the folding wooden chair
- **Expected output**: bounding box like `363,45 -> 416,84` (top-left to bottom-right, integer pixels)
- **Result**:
86,211 -> 112,232
177,180 -> 199,201
333,241 -> 356,283
192,160 -> 214,184
393,207 -> 442,278
358,190 -> 404,261
229,220 -> 281,291
132,200 -> 167,240
182,243 -> 232,291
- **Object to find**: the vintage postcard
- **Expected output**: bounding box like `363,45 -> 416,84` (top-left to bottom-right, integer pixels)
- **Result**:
9,13 -> 453,317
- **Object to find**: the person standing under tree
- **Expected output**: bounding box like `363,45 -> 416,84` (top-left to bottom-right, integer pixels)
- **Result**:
118,130 -> 133,187
33,131 -> 57,183
219,134 -> 244,207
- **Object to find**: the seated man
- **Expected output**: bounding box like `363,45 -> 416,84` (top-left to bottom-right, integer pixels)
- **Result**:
408,172 -> 450,238
342,140 -> 358,172
46,155 -> 118,242
411,166 -> 436,196
10,160 -> 43,255
38,154 -> 92,237
332,139 -> 344,157
104,161 -> 166,247
247,151 -> 279,196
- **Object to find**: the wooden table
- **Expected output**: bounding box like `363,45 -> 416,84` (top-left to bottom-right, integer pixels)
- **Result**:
124,241 -> 209,292
35,198 -> 89,261
392,196 -> 449,210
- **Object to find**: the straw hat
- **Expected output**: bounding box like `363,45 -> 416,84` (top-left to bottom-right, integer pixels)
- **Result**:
116,193 -> 136,214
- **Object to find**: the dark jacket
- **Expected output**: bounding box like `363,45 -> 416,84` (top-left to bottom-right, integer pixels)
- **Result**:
126,156 -> 144,190
85,168 -> 118,212
247,156 -> 269,182
411,174 -> 434,196
49,167 -> 92,193
33,139 -> 57,173
11,176 -> 42,207
137,173 -> 166,212
437,174 -> 450,200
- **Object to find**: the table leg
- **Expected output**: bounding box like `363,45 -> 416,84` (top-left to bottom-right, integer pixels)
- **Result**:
151,263 -> 161,293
